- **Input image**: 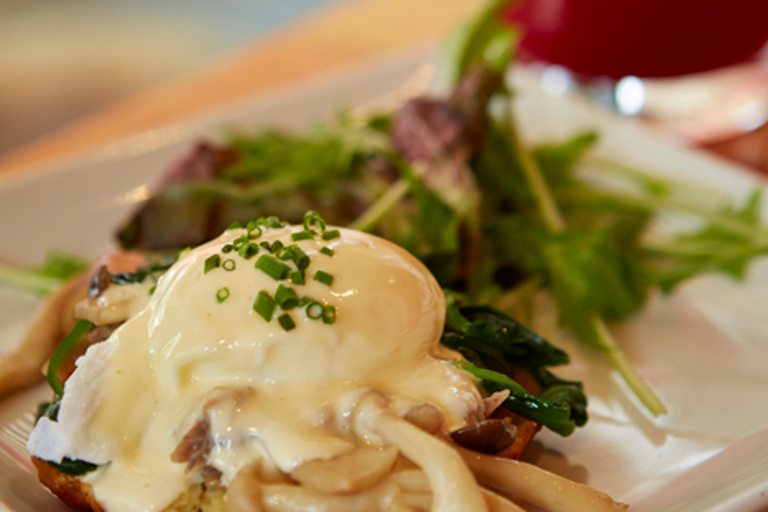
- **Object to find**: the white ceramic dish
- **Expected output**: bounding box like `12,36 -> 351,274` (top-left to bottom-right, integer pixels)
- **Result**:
1,46 -> 768,512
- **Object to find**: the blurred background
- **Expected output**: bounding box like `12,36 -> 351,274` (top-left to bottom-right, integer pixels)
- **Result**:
2,0 -> 768,172
0,0 -> 338,155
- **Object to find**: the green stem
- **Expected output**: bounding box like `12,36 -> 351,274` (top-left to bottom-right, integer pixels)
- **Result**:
507,108 -> 667,417
509,125 -> 566,233
618,192 -> 766,242
349,179 -> 411,232
592,316 -> 667,416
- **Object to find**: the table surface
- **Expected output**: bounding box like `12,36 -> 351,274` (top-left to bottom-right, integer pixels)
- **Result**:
0,0 -> 766,176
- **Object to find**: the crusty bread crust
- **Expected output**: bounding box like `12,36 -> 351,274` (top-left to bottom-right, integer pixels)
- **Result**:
33,457 -> 226,512
32,457 -> 104,512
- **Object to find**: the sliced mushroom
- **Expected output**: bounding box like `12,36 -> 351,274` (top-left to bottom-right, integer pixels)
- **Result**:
458,447 -> 629,512
261,481 -> 401,512
450,419 -> 517,455
290,445 -> 399,495
170,417 -> 213,473
403,403 -> 443,434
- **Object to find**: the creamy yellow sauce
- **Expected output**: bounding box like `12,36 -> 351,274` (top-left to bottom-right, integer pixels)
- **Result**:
28,225 -> 484,512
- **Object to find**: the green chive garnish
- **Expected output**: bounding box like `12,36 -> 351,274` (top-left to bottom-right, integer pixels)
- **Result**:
222,244 -> 234,253
290,270 -> 305,285
291,230 -> 315,242
303,211 -> 327,232
204,254 -> 221,274
255,255 -> 290,280
227,221 -> 242,230
149,285 -> 156,295
321,229 -> 341,241
322,305 -> 337,325
232,235 -> 249,250
275,284 -> 300,310
253,291 -> 276,322
299,296 -> 314,307
216,287 -> 230,303
281,245 -> 310,269
306,301 -> 324,319
239,243 -> 259,259
260,240 -> 283,255
266,216 -> 284,229
222,259 -> 236,271
246,221 -> 262,239
320,247 -> 334,256
314,270 -> 333,286
278,313 -> 296,331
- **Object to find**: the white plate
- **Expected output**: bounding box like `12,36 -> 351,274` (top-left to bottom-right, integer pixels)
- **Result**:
1,46 -> 768,512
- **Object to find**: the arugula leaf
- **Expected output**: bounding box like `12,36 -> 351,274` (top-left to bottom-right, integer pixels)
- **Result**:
642,190 -> 768,292
533,131 -> 599,186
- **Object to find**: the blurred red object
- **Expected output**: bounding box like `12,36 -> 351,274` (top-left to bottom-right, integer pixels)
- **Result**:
505,0 -> 768,78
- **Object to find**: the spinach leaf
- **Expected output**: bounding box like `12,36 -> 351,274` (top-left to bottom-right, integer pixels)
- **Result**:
442,299 -> 587,436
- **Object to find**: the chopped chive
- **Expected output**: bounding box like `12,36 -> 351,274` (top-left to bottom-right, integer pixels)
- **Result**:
260,241 -> 271,250
320,247 -> 335,257
255,255 -> 290,280
149,285 -> 156,295
238,243 -> 259,259
222,244 -> 234,254
266,216 -> 284,229
278,313 -> 296,331
232,234 -> 250,250
253,291 -> 276,322
216,287 -> 230,303
313,270 -> 334,286
291,230 -> 315,242
282,245 -> 310,269
322,305 -> 337,325
280,245 -> 296,261
226,221 -> 242,230
275,284 -> 300,310
299,296 -> 314,307
271,241 -> 285,256
204,255 -> 221,274
303,211 -> 327,232
246,221 -> 262,240
306,301 -> 324,319
254,217 -> 268,226
177,247 -> 192,259
290,270 -> 305,286
222,259 -> 236,271
321,229 -> 341,241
